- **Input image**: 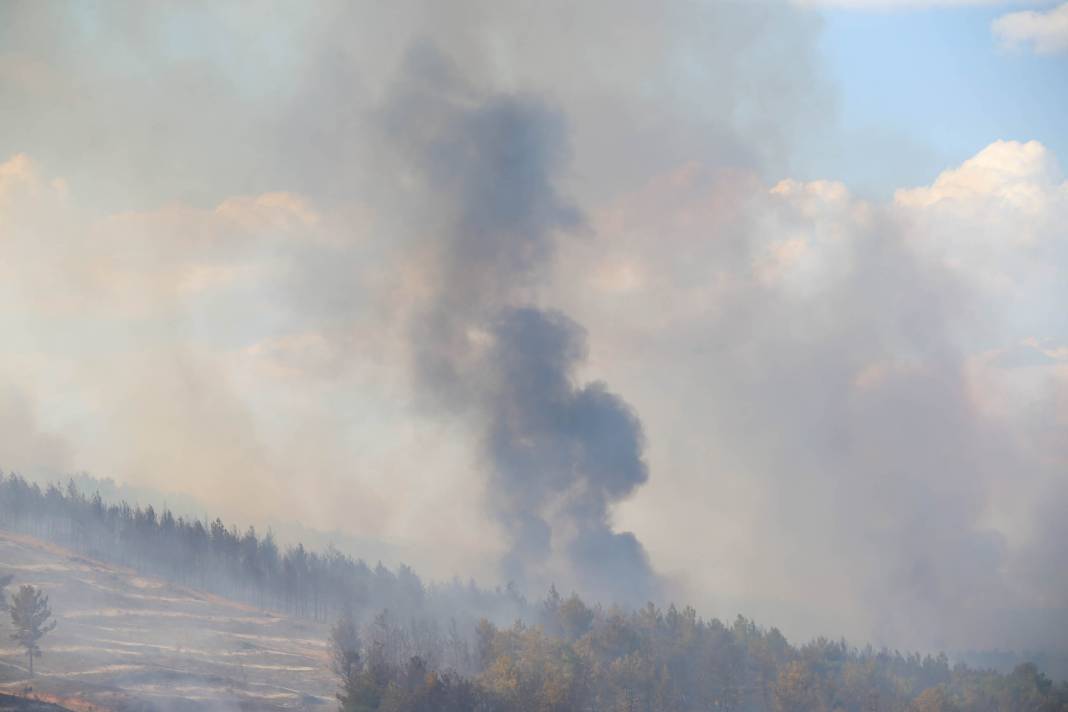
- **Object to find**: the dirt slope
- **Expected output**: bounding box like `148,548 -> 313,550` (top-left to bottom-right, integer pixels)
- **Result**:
0,530 -> 335,712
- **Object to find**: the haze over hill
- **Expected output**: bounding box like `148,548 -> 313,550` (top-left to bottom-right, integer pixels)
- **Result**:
1,480 -> 1067,711
31,472 -> 412,574
1,0 -> 1067,691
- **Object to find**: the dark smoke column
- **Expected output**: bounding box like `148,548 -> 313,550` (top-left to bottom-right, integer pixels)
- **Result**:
385,46 -> 659,605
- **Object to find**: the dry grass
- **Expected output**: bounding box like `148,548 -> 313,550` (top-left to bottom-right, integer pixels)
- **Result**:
0,530 -> 335,711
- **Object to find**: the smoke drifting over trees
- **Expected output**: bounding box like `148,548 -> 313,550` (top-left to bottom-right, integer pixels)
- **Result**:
0,0 -> 1066,659
0,473 -> 527,628
380,48 -> 657,603
5,471 -> 1067,711
330,607 -> 1068,712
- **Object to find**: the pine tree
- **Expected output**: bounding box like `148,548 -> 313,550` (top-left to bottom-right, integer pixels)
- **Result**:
9,585 -> 56,677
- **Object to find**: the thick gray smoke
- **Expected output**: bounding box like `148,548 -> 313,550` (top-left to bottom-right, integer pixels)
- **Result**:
485,308 -> 653,602
380,48 -> 658,603
8,0 -> 1066,659
0,0 -> 826,606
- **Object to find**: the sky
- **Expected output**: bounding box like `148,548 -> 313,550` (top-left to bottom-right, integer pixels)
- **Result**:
1,0 -> 1067,655
801,1 -> 1068,196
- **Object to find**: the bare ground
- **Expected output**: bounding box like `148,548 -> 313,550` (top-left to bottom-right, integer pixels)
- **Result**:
0,531 -> 335,712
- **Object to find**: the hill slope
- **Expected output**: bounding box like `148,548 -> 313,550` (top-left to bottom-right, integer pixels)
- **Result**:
0,530 -> 335,711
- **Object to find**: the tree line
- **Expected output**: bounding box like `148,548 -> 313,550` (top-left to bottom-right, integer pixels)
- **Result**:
2,470 -> 1065,711
330,588 -> 1068,712
0,472 -> 524,626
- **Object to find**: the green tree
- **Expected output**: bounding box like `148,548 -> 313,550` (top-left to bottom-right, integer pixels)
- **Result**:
331,616 -> 362,680
774,660 -> 827,712
9,585 -> 56,677
909,686 -> 959,712
557,594 -> 594,641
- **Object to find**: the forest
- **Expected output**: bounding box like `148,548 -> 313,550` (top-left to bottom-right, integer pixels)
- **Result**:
2,471 -> 1067,712
331,602 -> 1068,712
0,472 -> 524,625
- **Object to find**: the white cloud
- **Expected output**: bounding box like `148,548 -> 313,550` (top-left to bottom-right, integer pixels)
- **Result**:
894,140 -> 1068,315
795,0 -> 1045,10
547,139 -> 1068,649
0,153 -> 334,318
895,139 -> 1061,209
993,1 -> 1068,53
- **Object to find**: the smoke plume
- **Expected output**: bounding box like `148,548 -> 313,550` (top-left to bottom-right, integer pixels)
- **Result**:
379,47 -> 659,603
5,0 -> 1066,657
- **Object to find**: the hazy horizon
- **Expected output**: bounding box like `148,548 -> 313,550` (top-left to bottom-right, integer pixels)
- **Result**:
2,0 -> 1067,661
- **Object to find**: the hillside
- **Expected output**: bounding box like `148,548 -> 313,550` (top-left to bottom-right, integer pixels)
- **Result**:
1,480 -> 1066,712
0,694 -> 76,712
0,530 -> 335,711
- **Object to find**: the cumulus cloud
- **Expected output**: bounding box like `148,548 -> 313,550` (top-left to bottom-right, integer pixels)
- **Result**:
895,140 -> 1068,341
994,1 -> 1068,53
795,0 -> 1042,9
549,139 -> 1068,650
